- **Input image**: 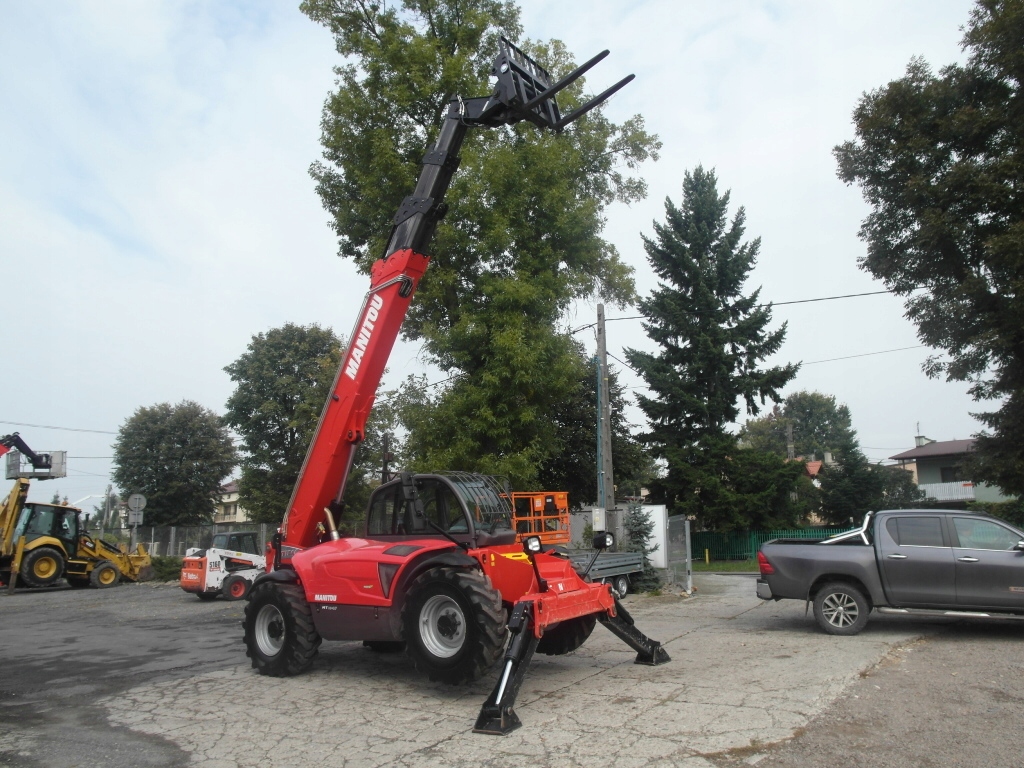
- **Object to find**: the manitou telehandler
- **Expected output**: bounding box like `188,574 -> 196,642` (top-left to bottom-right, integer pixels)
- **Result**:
241,38 -> 669,734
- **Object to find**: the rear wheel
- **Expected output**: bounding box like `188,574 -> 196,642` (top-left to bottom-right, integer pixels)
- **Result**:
243,582 -> 321,677
537,613 -> 597,655
402,568 -> 505,684
813,582 -> 871,636
90,560 -> 120,588
20,547 -> 65,588
222,574 -> 250,601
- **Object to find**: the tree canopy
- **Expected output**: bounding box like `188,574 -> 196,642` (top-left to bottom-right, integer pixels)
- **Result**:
835,0 -> 1024,495
112,401 -> 236,526
741,390 -> 859,460
818,451 -> 927,526
301,0 -> 660,488
223,323 -> 342,523
625,167 -> 802,530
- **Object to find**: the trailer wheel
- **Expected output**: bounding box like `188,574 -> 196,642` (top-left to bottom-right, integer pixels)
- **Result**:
402,568 -> 505,684
20,547 -> 65,588
222,575 -> 250,601
537,613 -> 597,656
812,582 -> 871,636
244,582 -> 321,677
90,560 -> 120,588
611,575 -> 630,599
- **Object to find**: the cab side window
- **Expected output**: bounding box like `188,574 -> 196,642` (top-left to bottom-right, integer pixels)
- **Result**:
953,518 -> 1021,551
886,516 -> 945,547
367,485 -> 399,535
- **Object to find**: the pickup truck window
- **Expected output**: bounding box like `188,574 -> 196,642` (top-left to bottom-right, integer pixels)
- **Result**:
885,516 -> 945,547
953,518 -> 1021,551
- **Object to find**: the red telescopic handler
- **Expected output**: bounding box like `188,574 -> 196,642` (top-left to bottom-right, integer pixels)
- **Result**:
241,37 -> 670,735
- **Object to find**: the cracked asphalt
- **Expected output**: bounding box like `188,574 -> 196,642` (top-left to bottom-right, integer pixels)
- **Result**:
1,574 -> 1021,767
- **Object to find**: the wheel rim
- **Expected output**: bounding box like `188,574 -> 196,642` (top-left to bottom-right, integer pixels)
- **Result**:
419,594 -> 466,659
34,556 -> 58,579
822,592 -> 859,628
99,568 -> 116,585
255,604 -> 286,656
229,580 -> 246,598
615,577 -> 628,598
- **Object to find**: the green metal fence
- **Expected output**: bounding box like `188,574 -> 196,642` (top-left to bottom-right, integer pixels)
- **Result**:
691,527 -> 848,562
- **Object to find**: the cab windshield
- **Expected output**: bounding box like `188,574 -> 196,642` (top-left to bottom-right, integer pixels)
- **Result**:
441,473 -> 513,534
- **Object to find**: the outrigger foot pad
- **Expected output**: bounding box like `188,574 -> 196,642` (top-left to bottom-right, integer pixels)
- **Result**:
474,601 -> 540,735
597,597 -> 672,666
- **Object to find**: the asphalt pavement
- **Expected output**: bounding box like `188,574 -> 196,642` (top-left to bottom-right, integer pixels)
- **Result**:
1,574 -> 1021,767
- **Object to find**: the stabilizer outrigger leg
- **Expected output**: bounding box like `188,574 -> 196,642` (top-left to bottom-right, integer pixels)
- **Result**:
598,597 -> 671,666
474,601 -> 540,735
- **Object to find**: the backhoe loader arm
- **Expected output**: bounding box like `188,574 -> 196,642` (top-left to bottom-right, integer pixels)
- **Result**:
279,38 -> 633,553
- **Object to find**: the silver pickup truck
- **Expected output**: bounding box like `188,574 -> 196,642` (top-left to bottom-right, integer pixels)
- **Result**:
756,509 -> 1024,635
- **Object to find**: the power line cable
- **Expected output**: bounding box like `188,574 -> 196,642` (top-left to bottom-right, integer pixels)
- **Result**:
801,345 -> 926,366
0,420 -> 117,435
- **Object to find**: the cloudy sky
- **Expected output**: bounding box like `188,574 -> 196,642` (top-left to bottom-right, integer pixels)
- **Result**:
1,0 -> 979,506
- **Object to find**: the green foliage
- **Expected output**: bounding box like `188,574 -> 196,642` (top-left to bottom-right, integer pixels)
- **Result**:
150,556 -> 184,582
967,498 -> 1024,527
834,0 -> 1024,495
224,324 -> 342,524
112,401 -> 237,526
90,489 -> 120,529
623,503 -> 661,592
625,167 -> 800,530
818,451 -> 928,525
741,390 -> 859,459
302,0 -> 660,488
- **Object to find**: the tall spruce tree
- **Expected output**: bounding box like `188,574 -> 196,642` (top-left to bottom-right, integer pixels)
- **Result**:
625,167 -> 800,530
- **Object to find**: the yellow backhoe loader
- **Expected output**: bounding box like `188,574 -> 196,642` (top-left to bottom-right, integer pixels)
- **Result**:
1,434 -> 152,590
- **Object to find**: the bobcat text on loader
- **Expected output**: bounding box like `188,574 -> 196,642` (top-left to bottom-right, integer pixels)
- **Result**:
241,37 -> 670,735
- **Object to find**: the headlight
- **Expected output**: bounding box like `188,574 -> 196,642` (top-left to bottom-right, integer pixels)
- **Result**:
592,531 -> 614,550
523,536 -> 542,554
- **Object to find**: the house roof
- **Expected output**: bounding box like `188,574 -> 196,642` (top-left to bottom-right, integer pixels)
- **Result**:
890,439 -> 975,462
221,480 -> 239,494
804,460 -> 823,477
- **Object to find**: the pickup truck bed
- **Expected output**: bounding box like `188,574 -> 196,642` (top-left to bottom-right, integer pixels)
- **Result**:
757,509 -> 1024,635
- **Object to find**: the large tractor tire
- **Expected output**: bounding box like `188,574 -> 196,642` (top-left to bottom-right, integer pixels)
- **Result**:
20,547 -> 65,588
401,567 -> 505,684
537,613 -> 597,656
243,582 -> 321,677
90,560 -> 121,588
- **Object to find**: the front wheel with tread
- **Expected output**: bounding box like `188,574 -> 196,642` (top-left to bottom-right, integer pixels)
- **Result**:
20,547 -> 65,588
402,568 -> 505,684
90,560 -> 120,588
243,582 -> 321,676
222,574 -> 250,601
813,582 -> 871,635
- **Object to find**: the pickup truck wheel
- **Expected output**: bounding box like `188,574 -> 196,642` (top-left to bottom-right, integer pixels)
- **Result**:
813,582 -> 870,636
402,568 -> 505,684
537,613 -> 597,655
243,582 -> 321,677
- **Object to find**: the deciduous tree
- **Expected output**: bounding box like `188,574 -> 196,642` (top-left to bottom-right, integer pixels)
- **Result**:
741,390 -> 859,460
301,0 -> 659,487
112,401 -> 236,526
835,0 -> 1024,495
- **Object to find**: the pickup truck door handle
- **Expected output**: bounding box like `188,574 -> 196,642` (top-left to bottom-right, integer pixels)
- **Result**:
887,554 -> 908,559
957,556 -> 980,563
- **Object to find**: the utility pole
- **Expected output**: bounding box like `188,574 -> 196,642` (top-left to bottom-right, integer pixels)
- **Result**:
595,304 -> 619,544
786,422 -> 795,460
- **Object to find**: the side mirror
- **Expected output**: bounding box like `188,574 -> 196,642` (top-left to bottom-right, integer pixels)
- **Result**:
592,531 -> 614,550
1015,540 -> 1024,552
523,536 -> 542,555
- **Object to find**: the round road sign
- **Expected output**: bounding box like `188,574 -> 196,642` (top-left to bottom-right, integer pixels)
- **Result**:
127,493 -> 147,512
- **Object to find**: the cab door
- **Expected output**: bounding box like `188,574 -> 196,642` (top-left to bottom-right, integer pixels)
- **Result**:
951,517 -> 1024,610
877,514 -> 955,606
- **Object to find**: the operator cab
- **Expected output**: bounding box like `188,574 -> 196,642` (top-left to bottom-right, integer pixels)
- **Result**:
14,503 -> 79,552
211,531 -> 261,555
366,472 -> 516,547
